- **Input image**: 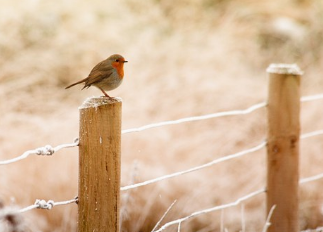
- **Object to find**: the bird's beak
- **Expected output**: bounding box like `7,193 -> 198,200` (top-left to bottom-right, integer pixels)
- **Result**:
123,60 -> 128,63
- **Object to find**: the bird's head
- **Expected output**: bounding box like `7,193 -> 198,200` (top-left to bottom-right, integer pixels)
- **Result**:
109,54 -> 128,78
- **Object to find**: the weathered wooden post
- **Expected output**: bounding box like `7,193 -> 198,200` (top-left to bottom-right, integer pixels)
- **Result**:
266,64 -> 302,232
78,97 -> 122,232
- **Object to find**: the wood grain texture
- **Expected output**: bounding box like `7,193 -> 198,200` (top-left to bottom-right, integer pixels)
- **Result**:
78,97 -> 122,232
266,65 -> 301,232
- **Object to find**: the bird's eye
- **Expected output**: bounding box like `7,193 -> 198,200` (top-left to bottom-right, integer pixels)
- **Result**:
115,59 -> 120,62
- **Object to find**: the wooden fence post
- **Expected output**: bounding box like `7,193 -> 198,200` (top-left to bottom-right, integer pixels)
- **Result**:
78,97 -> 122,232
266,64 -> 302,232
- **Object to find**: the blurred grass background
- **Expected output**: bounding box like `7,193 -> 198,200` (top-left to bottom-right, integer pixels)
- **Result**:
0,0 -> 323,231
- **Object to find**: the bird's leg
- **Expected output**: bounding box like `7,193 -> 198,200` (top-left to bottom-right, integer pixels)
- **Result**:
98,87 -> 111,98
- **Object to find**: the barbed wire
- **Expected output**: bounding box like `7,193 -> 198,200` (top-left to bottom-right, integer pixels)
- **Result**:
122,93 -> 323,135
122,129 -> 323,191
153,168 -> 323,232
301,93 -> 323,102
18,197 -> 78,213
122,102 -> 267,134
154,188 -> 266,232
1,94 -> 322,166
135,95 -> 323,229
3,134 -> 323,228
121,141 -> 266,191
0,138 -> 79,165
1,131 -> 321,217
1,93 -> 323,228
301,130 -> 323,139
12,168 -> 323,221
300,173 -> 323,184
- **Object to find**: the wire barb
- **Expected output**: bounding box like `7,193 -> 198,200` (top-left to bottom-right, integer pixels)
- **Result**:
36,145 -> 55,156
0,139 -> 79,165
35,199 -> 55,210
19,197 -> 78,213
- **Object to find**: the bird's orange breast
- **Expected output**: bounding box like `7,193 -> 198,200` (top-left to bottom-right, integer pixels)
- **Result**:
112,62 -> 125,79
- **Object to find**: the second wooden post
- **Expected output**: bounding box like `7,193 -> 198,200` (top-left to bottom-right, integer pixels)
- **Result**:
266,64 -> 302,232
78,97 -> 122,232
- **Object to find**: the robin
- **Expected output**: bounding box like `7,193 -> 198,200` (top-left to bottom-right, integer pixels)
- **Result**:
65,54 -> 128,98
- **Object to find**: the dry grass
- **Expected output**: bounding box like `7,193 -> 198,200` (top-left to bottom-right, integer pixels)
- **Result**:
0,0 -> 323,231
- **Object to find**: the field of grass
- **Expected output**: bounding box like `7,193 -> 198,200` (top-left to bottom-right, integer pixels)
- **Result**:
1,0 -> 323,231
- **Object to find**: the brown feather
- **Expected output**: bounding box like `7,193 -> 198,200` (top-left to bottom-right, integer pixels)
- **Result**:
83,68 -> 114,88
65,60 -> 114,89
65,77 -> 88,89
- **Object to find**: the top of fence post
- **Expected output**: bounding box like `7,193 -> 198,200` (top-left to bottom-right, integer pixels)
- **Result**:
79,96 -> 122,109
266,63 -> 303,75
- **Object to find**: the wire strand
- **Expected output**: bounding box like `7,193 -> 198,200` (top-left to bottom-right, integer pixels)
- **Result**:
122,93 -> 323,135
301,130 -> 323,139
121,141 -> 266,191
0,138 -> 79,165
121,128 -> 323,191
301,93 -> 323,102
154,167 -> 323,232
122,102 -> 267,134
300,173 -> 323,184
14,170 -> 323,215
154,188 -> 266,232
152,164 -> 323,231
19,197 -> 78,213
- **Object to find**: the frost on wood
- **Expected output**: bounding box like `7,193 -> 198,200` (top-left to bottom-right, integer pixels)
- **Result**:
266,64 -> 303,75
79,96 -> 122,109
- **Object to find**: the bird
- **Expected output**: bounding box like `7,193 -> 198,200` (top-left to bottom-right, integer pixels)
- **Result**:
65,54 -> 128,98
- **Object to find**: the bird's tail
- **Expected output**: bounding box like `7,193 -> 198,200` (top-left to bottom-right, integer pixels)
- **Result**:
65,78 -> 87,89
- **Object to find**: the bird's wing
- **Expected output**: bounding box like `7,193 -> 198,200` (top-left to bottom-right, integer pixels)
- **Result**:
83,62 -> 114,88
90,59 -> 110,73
